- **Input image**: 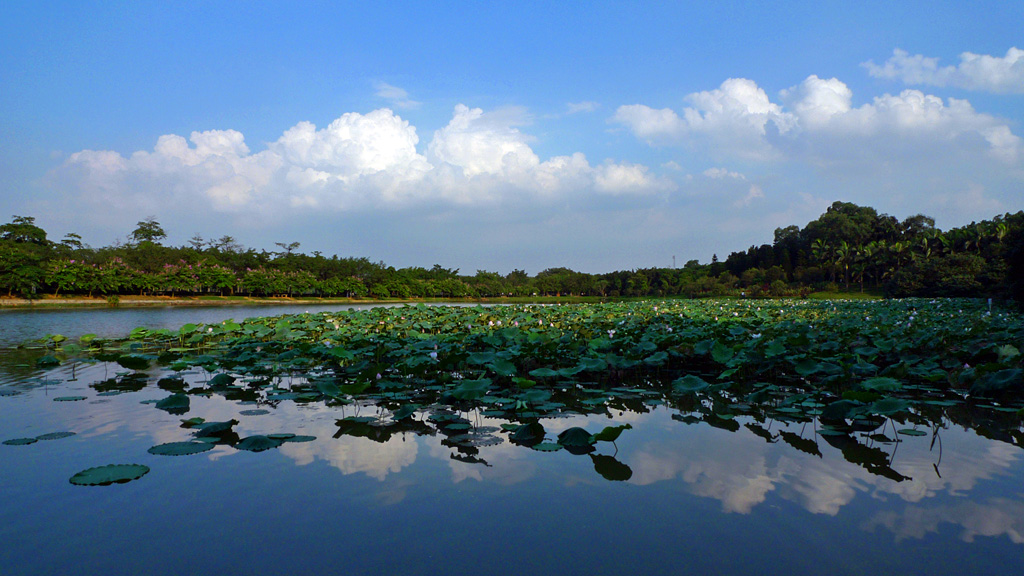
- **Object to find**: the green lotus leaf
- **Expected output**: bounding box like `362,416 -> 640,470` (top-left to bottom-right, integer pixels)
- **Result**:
239,409 -> 269,416
451,379 -> 491,401
531,442 -> 563,452
317,380 -> 342,398
235,435 -> 283,452
528,367 -> 559,379
793,358 -> 823,376
590,424 -> 633,443
520,389 -> 551,404
821,399 -> 863,421
36,355 -> 60,368
155,393 -> 190,414
193,419 -> 238,437
54,396 -> 87,402
869,397 -> 911,416
512,377 -> 536,389
282,435 -> 316,443
69,464 -> 150,486
36,431 -> 75,441
557,427 -> 594,447
763,340 -> 787,357
672,374 -> 709,394
487,359 -> 518,377
327,347 -> 355,361
116,354 -> 151,371
510,422 -> 545,445
3,437 -> 38,446
392,404 -> 419,420
711,341 -> 734,364
858,377 -> 902,392
340,382 -> 371,395
897,429 -> 928,436
970,369 -> 1023,397
207,373 -> 236,389
147,441 -> 215,456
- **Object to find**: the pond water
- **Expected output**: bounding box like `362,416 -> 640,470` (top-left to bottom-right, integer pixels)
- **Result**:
1,305 -> 1022,575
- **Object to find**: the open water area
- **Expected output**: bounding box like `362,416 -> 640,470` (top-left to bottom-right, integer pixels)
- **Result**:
1,304 -> 1023,575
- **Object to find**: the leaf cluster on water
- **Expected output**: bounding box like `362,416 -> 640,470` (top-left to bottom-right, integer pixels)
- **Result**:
11,298 -> 1024,483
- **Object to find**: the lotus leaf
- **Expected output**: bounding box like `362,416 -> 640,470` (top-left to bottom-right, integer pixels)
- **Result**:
36,431 -> 75,441
36,355 -> 60,368
155,393 -> 190,414
148,442 -> 215,456
69,464 -> 150,486
557,427 -> 594,447
858,377 -> 902,392
3,438 -> 38,446
531,442 -> 563,452
869,397 -> 911,415
235,435 -> 283,452
590,424 -> 633,443
672,374 -> 709,394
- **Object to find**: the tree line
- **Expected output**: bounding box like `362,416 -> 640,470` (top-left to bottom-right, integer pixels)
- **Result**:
1,202 -> 1022,302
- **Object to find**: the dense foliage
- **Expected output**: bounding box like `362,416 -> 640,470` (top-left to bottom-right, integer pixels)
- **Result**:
24,299 -> 1024,481
2,202 -> 1022,301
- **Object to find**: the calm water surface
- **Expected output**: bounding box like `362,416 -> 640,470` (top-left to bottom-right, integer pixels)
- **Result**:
1,307 -> 1022,575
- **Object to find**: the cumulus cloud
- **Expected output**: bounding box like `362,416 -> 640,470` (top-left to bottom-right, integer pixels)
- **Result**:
863,47 -> 1024,94
427,104 -> 540,178
612,78 -> 795,160
374,81 -> 421,109
614,75 -> 1023,167
52,104 -> 668,222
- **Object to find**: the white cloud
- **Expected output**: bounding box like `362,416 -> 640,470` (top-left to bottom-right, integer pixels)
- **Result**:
566,101 -> 600,114
595,161 -> 672,195
615,75 -> 1023,169
52,104 -> 668,223
374,81 -> 421,109
702,167 -> 746,180
613,78 -> 795,160
427,104 -> 540,178
863,47 -> 1024,94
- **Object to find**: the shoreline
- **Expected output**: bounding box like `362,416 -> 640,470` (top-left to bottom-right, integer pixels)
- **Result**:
0,294 -> 608,310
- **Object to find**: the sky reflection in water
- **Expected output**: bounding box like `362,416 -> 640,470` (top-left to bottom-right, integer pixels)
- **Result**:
1,359 -> 1022,576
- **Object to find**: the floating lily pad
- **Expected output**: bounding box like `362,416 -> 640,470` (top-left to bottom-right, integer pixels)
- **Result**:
281,435 -> 316,443
155,393 -> 190,414
235,435 -> 283,452
3,437 -> 38,446
69,464 -> 150,486
36,431 -> 75,441
557,427 -> 594,447
54,396 -> 87,402
897,429 -> 928,436
148,442 -> 215,456
239,409 -> 270,416
531,442 -> 563,452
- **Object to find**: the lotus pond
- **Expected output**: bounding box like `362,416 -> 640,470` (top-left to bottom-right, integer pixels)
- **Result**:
2,298 -> 1023,575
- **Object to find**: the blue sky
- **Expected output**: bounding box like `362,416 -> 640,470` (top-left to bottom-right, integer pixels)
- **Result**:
2,1 -> 1022,273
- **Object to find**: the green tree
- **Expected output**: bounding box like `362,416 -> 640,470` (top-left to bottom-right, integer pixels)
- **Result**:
131,217 -> 167,245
